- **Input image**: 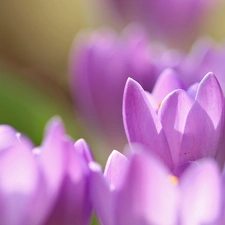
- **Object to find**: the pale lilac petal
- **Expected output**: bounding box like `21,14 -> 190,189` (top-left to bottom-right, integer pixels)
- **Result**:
158,89 -> 193,167
180,159 -> 221,225
74,138 -> 94,163
152,68 -> 184,103
39,117 -> 66,193
180,73 -> 224,163
45,140 -> 91,225
89,162 -> 116,225
195,73 -> 224,130
116,152 -> 178,225
187,82 -> 199,99
0,125 -> 33,150
29,117 -> 67,225
123,78 -> 172,168
0,143 -> 38,225
104,150 -> 128,189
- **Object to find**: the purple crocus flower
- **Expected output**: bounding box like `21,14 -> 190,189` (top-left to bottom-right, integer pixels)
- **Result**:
101,0 -> 219,46
0,117 -> 93,225
70,27 -> 158,150
70,27 -> 225,155
175,39 -> 225,93
123,73 -> 224,172
90,149 -> 222,225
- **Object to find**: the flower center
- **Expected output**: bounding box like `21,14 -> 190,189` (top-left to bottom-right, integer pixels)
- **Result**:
168,175 -> 179,186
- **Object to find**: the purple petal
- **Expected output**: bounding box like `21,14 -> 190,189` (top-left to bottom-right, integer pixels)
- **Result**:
39,117 -> 66,193
195,73 -> 224,130
187,82 -> 199,99
89,162 -> 116,225
29,117 -> 67,225
158,89 -> 193,167
0,125 -> 33,150
180,73 -> 224,163
104,150 -> 128,189
116,152 -> 178,225
123,78 -> 172,168
0,143 -> 38,225
45,140 -> 91,225
180,159 -> 221,225
152,68 -> 184,103
74,138 -> 94,164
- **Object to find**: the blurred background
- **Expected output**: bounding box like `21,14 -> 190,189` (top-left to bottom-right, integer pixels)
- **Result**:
0,0 -> 225,161
0,1 -> 225,225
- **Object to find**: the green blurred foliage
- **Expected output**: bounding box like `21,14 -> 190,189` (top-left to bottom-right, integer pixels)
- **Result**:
0,63 -> 83,145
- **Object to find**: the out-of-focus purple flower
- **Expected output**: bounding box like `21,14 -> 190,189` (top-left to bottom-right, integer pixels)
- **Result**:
90,149 -> 222,225
0,117 -> 93,225
70,27 -> 225,154
70,27 -> 158,150
102,0 -> 219,45
174,39 -> 225,93
123,73 -> 224,172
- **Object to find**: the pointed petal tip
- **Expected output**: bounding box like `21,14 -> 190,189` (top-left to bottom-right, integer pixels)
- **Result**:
125,77 -> 138,87
89,161 -> 102,173
45,116 -> 65,132
124,77 -> 144,99
201,72 -> 217,83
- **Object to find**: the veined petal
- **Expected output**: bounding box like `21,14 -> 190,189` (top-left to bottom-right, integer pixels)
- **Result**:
158,89 -> 193,167
180,73 -> 224,163
195,73 -> 224,130
123,78 -> 172,168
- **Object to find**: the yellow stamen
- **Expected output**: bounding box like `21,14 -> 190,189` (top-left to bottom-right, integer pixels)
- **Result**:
158,102 -> 162,108
168,175 -> 179,186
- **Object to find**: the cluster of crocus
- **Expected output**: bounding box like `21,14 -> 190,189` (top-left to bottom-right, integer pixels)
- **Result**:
2,72 -> 225,224
70,27 -> 225,152
2,114 -> 225,225
2,74 -> 225,224
90,150 -> 223,225
67,22 -> 225,224
0,117 -> 93,225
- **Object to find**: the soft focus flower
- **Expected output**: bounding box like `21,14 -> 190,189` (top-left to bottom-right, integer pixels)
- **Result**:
90,149 -> 222,225
123,73 -> 224,172
70,28 -> 225,156
0,117 -> 93,225
101,0 -> 218,46
70,27 -> 158,150
171,39 -> 225,93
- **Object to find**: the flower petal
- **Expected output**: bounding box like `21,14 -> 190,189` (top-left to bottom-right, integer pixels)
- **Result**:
158,89 -> 193,167
0,143 -> 38,225
45,140 -> 91,225
123,78 -> 172,168
180,73 -> 224,163
180,159 -> 221,225
116,152 -> 178,225
104,150 -> 128,189
89,162 -> 116,225
74,138 -> 94,164
152,68 -> 184,103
